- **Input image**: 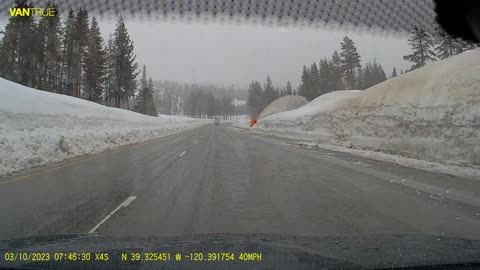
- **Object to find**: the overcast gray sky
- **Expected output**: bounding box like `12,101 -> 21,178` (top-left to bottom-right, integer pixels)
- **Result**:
98,19 -> 411,88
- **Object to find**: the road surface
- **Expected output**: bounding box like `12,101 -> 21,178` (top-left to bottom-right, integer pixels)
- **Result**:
1,124 -> 480,241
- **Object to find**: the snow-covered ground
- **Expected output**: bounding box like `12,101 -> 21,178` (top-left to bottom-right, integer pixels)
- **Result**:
255,49 -> 480,173
0,79 -> 207,176
258,95 -> 308,119
258,90 -> 362,140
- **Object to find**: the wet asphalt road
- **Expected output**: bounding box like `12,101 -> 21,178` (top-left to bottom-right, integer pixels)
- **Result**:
1,124 -> 480,241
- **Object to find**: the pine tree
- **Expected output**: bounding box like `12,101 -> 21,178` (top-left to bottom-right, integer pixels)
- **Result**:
0,10 -> 20,81
403,25 -> 436,71
390,67 -> 398,78
145,77 -> 158,116
356,66 -> 365,89
134,65 -> 157,115
0,0 -> 38,86
247,81 -> 256,117
298,66 -> 308,99
330,50 -> 344,90
83,16 -> 106,103
104,34 -> 116,106
274,86 -> 281,97
253,81 -> 263,116
72,8 -> 89,97
111,16 -> 139,108
206,91 -> 215,118
371,59 -> 387,85
34,1 -> 59,90
299,65 -> 316,101
247,80 -> 263,117
455,38 -> 478,54
34,9 -> 48,89
39,2 -> 62,92
17,2 -> 38,87
434,25 -> 456,60
340,36 -> 361,89
309,63 -> 320,97
60,9 -> 76,95
162,89 -> 173,115
358,60 -> 387,89
134,65 -> 148,114
263,75 -> 277,107
285,81 -> 293,95
318,58 -> 332,94
362,62 -> 373,89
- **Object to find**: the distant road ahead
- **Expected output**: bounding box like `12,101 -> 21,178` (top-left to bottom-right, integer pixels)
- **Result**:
1,124 -> 480,240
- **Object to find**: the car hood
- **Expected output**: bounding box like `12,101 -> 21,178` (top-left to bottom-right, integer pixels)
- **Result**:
1,233 -> 480,269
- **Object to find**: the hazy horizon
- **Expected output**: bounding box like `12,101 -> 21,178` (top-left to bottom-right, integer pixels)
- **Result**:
98,19 -> 411,89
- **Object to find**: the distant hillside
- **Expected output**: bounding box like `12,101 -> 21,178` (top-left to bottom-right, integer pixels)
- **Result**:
152,80 -> 248,116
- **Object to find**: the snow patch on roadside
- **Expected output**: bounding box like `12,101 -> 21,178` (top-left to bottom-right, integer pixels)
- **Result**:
313,141 -> 480,180
0,78 -> 206,176
258,95 -> 308,119
248,128 -> 480,179
255,49 -> 480,176
257,90 -> 363,142
320,49 -> 480,167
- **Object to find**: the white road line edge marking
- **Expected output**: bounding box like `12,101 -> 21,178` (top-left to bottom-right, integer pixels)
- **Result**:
179,151 -> 187,157
88,196 -> 136,234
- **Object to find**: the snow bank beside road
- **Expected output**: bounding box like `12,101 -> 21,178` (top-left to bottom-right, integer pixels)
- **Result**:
0,78 -> 206,176
258,95 -> 307,119
258,90 -> 362,140
256,49 -> 480,168
266,90 -> 362,121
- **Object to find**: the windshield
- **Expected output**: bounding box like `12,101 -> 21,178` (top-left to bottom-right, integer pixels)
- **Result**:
0,0 -> 480,269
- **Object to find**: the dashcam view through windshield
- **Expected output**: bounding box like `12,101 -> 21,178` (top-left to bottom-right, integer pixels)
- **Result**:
0,0 -> 480,269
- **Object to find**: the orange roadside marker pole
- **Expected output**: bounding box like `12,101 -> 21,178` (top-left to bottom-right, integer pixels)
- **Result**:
250,118 -> 257,127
